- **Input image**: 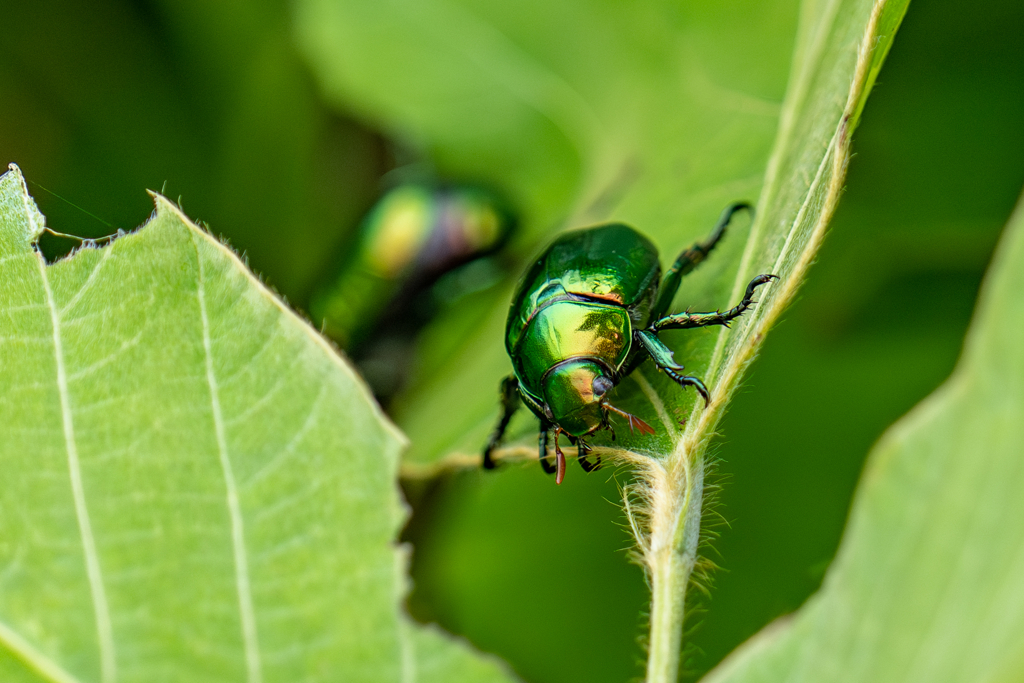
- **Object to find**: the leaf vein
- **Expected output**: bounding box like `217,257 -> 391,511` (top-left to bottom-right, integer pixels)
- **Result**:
240,382 -> 327,493
194,238 -> 263,683
36,252 -> 117,683
59,247 -> 113,317
0,617 -> 85,683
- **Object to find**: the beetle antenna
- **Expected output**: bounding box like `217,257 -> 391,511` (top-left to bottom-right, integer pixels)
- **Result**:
603,402 -> 655,436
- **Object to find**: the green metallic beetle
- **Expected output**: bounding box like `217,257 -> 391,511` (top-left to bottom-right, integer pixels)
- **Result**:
312,183 -> 515,351
483,203 -> 776,483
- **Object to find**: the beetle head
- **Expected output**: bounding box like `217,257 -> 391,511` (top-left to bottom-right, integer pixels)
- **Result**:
542,359 -> 615,437
542,359 -> 656,439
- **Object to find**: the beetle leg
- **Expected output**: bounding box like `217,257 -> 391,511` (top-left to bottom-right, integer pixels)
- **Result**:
537,421 -> 557,475
635,330 -> 712,406
577,439 -> 601,473
599,410 -> 617,441
483,375 -> 520,470
650,274 -> 777,333
649,203 -> 752,321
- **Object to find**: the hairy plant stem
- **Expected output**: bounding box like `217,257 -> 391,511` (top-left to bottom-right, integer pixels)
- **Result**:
643,450 -> 704,683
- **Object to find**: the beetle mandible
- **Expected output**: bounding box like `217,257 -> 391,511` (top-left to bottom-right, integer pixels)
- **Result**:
482,203 -> 776,484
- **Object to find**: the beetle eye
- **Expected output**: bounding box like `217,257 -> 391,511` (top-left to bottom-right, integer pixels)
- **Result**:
592,375 -> 614,396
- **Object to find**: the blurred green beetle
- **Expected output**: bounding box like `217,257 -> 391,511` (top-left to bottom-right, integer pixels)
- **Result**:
483,203 -> 776,483
312,182 -> 515,401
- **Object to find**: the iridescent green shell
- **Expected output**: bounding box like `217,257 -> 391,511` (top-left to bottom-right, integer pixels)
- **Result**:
506,223 -> 660,401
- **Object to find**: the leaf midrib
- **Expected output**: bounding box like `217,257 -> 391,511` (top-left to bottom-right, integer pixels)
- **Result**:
193,230 -> 264,683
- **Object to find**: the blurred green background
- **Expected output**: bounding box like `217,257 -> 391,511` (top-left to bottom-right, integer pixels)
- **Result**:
2,1 -> 1022,682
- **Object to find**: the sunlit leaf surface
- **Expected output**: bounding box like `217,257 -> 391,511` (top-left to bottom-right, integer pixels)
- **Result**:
0,166 -> 516,683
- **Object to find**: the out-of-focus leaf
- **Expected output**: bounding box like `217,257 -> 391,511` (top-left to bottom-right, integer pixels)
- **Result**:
702,191 -> 1024,683
147,0 -> 384,304
0,166 -> 515,682
0,0 -> 380,306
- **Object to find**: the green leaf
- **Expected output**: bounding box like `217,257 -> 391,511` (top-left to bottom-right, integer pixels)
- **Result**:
702,190 -> 1024,683
406,623 -> 520,683
0,165 -> 517,683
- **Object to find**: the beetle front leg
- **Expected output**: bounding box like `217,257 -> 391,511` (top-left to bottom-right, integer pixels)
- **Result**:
635,330 -> 711,405
650,274 -> 777,332
483,375 -> 521,470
